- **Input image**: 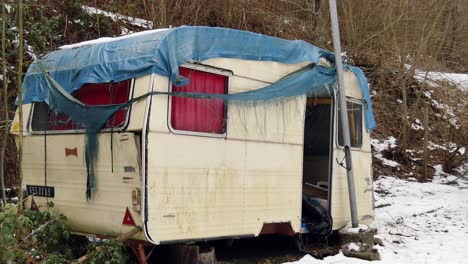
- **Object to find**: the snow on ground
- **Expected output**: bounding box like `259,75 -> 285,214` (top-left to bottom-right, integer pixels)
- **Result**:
82,6 -> 153,29
405,64 -> 468,91
415,70 -> 468,91
340,224 -> 369,235
286,173 -> 468,264
371,137 -> 401,168
412,81 -> 460,130
429,98 -> 459,128
411,118 -> 424,131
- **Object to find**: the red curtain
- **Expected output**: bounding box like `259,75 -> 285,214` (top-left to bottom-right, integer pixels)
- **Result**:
48,112 -> 75,130
171,67 -> 227,134
48,79 -> 131,130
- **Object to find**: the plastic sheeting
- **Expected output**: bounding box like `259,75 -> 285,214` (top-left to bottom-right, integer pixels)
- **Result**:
23,26 -> 375,130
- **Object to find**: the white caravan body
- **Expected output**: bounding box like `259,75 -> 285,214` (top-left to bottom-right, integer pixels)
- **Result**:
13,57 -> 374,244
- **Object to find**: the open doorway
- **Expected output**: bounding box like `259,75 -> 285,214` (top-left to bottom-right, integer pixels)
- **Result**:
301,97 -> 333,235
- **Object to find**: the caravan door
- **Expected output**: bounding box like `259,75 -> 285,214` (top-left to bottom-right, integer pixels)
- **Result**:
330,72 -> 375,229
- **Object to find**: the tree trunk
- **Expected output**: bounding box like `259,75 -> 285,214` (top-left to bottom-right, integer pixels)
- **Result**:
0,4 -> 8,206
423,107 -> 429,179
17,0 -> 24,213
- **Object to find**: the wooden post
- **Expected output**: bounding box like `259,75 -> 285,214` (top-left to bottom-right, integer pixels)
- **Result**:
17,0 -> 24,213
423,107 -> 429,179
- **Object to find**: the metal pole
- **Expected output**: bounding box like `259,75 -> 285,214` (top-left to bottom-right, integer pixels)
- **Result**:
328,0 -> 359,228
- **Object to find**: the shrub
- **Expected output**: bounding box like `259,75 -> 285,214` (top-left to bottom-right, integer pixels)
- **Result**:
0,201 -> 69,263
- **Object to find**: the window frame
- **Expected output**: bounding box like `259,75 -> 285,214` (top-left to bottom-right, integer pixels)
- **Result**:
335,97 -> 364,150
167,63 -> 232,138
29,79 -> 135,135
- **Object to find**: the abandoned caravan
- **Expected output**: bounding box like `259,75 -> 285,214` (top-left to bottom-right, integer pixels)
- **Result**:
13,26 -> 376,245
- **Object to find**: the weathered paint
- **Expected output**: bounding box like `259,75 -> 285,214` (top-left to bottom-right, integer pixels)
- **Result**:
14,58 -> 374,244
145,60 -> 306,243
20,132 -> 145,239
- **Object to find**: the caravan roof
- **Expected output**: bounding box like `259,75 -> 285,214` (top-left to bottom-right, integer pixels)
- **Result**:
22,26 -> 375,131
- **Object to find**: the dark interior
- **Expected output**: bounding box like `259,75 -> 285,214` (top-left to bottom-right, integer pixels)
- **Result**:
301,98 -> 333,235
302,99 -> 332,199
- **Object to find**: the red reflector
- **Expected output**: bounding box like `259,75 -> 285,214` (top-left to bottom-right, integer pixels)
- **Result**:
122,207 -> 136,226
30,196 -> 39,211
65,147 -> 78,157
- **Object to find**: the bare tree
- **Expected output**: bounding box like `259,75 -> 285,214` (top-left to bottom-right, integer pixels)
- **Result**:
17,0 -> 24,213
0,3 -> 8,206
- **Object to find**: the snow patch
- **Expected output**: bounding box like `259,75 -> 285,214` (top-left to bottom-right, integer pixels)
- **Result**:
372,137 -> 401,168
59,28 -> 170,49
448,117 -> 459,129
459,147 -> 466,155
411,118 -> 424,130
428,141 -> 463,154
82,6 -> 153,29
430,99 -> 459,128
422,90 -> 432,99
25,43 -> 36,60
415,70 -> 468,91
121,27 -> 134,35
371,137 -> 397,152
428,141 -> 445,150
284,254 -> 324,264
379,157 -> 400,168
345,242 -> 361,252
59,6 -> 172,49
340,223 -> 369,234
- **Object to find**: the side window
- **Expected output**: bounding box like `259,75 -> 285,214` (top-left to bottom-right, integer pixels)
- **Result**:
337,100 -> 363,148
31,79 -> 132,132
170,67 -> 228,135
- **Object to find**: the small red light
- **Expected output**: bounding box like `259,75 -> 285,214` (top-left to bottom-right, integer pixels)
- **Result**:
122,207 -> 136,226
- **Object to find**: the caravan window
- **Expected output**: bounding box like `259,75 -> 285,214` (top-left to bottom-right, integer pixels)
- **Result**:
170,67 -> 228,134
31,79 -> 132,132
337,100 -> 363,148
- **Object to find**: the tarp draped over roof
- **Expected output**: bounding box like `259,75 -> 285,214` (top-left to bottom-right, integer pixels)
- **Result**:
23,26 -> 375,130
22,26 -> 376,200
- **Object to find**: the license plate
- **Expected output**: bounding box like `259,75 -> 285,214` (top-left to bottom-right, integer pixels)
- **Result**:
26,185 -> 55,198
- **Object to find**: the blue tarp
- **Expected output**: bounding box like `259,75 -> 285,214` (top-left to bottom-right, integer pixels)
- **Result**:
23,26 -> 376,130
